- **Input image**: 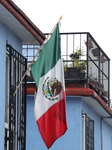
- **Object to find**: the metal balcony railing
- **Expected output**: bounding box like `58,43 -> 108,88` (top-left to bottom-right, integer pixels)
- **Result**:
22,32 -> 110,107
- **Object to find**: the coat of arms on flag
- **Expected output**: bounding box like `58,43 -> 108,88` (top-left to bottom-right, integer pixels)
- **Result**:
42,77 -> 62,100
31,23 -> 67,149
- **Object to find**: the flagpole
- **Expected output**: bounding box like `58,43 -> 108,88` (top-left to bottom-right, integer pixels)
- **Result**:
5,16 -> 63,116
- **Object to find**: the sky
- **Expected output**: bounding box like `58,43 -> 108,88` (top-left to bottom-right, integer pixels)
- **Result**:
13,0 -> 112,99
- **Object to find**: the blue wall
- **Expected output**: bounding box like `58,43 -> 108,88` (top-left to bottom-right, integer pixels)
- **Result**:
81,99 -> 112,150
26,95 -> 112,150
102,120 -> 112,150
0,21 -> 22,150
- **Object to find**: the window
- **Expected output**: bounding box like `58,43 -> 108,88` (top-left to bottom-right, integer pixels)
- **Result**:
4,53 -> 9,149
22,44 -> 41,67
83,114 -> 94,150
4,44 -> 27,150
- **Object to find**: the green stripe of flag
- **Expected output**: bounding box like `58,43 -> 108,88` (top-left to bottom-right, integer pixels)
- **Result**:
31,24 -> 61,90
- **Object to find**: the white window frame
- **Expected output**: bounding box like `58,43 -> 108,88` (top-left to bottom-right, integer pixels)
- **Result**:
82,114 -> 94,150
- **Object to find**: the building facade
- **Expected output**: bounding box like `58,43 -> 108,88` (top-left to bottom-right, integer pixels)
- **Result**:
0,19 -> 23,150
0,1 -> 45,150
0,1 -> 112,150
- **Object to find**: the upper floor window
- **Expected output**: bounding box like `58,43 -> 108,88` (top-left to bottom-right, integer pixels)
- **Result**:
82,113 -> 94,150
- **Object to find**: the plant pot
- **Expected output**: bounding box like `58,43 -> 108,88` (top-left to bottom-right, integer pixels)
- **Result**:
67,67 -> 79,78
97,55 -> 105,63
92,48 -> 99,57
85,40 -> 94,49
66,67 -> 85,79
79,72 -> 85,78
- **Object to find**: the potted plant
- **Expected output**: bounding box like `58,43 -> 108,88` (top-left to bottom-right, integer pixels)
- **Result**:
75,59 -> 86,78
70,47 -> 85,60
67,47 -> 86,79
76,60 -> 86,72
63,60 -> 68,79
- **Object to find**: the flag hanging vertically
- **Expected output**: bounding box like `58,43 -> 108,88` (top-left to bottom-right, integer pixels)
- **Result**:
31,24 -> 67,149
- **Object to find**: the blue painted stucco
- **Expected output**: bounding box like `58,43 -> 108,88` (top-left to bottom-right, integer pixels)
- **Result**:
26,95 -> 112,150
0,20 -> 22,150
102,120 -> 112,150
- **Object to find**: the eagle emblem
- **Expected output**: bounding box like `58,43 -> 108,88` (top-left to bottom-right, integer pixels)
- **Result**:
42,77 -> 62,101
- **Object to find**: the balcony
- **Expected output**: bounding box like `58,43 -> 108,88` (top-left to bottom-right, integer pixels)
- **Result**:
22,32 -> 110,107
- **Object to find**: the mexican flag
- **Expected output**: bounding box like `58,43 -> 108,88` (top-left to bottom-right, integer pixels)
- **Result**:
31,24 -> 67,149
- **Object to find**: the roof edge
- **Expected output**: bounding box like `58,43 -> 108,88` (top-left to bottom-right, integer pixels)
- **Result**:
1,0 -> 46,44
66,87 -> 112,116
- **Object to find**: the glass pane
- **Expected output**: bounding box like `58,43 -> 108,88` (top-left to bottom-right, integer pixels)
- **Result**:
28,49 -> 33,56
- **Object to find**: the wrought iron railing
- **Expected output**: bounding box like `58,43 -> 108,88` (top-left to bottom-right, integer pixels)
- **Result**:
22,32 -> 110,107
5,44 -> 27,150
88,33 -> 110,106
